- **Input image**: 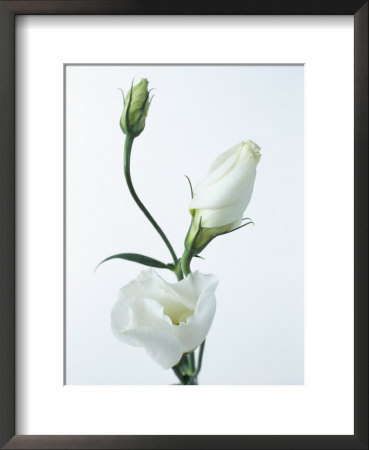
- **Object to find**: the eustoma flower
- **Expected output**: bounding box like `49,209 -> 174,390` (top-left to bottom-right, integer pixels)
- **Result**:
111,269 -> 218,369
184,140 -> 261,258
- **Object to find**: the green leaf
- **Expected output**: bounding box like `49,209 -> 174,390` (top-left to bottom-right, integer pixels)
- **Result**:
95,253 -> 170,272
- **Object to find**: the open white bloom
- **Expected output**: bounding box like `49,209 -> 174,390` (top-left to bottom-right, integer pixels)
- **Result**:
111,269 -> 218,369
185,140 -> 261,253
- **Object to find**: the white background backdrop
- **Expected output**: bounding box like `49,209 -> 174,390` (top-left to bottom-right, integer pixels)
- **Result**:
16,15 -> 353,434
65,65 -> 304,385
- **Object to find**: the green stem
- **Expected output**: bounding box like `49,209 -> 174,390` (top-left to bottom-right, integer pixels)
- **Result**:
195,340 -> 206,376
172,366 -> 186,384
181,248 -> 192,277
123,134 -> 178,265
172,352 -> 198,385
173,259 -> 184,281
188,352 -> 196,375
187,375 -> 198,385
180,215 -> 204,277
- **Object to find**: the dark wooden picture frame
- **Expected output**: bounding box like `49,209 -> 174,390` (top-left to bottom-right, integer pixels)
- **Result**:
0,1 -> 367,449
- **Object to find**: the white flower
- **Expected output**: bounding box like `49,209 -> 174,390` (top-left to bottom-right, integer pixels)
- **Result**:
111,269 -> 218,369
185,140 -> 261,252
190,140 -> 261,229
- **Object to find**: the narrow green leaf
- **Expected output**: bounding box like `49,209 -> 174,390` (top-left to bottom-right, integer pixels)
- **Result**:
95,253 -> 170,272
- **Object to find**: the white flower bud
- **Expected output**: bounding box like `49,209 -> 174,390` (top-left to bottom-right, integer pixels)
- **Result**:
187,140 -> 261,252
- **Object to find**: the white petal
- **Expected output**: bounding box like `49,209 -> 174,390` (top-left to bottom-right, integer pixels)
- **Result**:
134,270 -> 194,325
208,142 -> 242,173
130,298 -> 173,328
189,140 -> 260,227
194,143 -> 241,191
123,326 -> 183,369
194,204 -> 244,229
170,271 -> 217,310
172,272 -> 218,352
190,152 -> 257,210
111,302 -> 140,347
111,270 -> 218,369
112,289 -> 173,344
111,294 -> 183,368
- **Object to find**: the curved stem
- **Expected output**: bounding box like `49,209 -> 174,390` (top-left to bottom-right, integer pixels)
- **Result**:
124,134 -> 178,265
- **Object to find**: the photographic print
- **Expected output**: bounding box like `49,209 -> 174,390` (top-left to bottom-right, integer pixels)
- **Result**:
65,64 -> 304,385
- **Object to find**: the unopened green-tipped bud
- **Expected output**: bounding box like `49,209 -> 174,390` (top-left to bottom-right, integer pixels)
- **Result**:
120,79 -> 150,137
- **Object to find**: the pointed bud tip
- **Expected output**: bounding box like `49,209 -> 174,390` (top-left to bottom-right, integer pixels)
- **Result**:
241,140 -> 261,159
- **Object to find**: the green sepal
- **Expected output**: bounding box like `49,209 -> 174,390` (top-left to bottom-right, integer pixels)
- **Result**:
184,175 -> 194,199
188,218 -> 254,255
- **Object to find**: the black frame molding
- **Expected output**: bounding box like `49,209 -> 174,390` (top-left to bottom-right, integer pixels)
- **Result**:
0,1 -> 368,449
